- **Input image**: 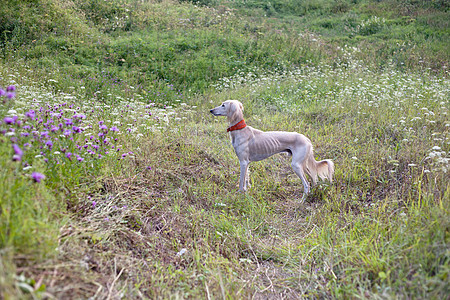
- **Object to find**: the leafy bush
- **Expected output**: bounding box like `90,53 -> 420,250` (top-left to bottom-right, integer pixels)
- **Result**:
356,15 -> 386,35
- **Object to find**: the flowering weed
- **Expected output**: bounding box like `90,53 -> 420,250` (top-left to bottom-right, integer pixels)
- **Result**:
0,0 -> 449,299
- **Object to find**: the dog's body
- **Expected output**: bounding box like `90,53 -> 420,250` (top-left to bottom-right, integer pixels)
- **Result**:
210,100 -> 334,201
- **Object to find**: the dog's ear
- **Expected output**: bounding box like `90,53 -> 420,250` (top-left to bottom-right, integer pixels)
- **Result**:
239,101 -> 244,112
227,101 -> 243,122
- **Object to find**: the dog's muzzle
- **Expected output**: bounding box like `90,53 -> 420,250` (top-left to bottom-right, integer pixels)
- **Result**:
210,109 -> 220,116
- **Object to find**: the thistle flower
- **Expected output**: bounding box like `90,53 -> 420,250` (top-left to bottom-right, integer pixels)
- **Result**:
74,113 -> 86,120
31,172 -> 45,183
25,110 -> 36,119
65,118 -> 73,126
45,140 -> 53,149
12,144 -> 23,161
3,117 -> 14,125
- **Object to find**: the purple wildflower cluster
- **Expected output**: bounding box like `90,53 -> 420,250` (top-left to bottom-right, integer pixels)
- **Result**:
1,82 -> 186,187
1,92 -> 130,172
0,85 -> 16,104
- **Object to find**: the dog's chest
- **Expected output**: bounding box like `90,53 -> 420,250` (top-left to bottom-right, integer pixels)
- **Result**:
230,134 -> 247,149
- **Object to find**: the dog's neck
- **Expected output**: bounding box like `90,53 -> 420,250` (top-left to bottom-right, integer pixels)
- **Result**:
227,119 -> 246,132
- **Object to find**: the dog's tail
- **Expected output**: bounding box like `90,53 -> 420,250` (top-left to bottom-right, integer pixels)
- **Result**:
304,147 -> 334,185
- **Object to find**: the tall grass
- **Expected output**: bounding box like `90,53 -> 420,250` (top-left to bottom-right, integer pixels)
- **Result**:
0,0 -> 449,298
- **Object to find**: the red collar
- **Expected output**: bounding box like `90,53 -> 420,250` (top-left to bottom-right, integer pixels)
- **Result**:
227,119 -> 247,132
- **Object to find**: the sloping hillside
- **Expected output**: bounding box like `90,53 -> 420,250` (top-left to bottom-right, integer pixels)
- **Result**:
0,0 -> 448,298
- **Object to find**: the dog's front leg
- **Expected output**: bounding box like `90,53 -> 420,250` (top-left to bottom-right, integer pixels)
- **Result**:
245,167 -> 251,189
239,160 -> 249,192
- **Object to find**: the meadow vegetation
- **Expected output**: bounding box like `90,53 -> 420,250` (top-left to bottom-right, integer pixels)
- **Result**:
0,0 -> 448,298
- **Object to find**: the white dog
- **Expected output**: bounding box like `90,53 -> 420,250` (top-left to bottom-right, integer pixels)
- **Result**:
210,100 -> 334,201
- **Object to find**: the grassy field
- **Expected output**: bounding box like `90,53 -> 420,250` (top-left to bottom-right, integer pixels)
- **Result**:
0,0 -> 449,299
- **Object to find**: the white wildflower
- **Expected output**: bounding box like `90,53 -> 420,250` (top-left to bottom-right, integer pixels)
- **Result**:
176,248 -> 187,257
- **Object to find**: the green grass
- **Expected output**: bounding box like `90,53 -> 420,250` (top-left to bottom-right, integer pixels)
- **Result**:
0,0 -> 449,298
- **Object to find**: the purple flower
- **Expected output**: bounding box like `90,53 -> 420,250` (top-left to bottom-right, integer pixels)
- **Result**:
25,110 -> 35,119
0,89 -> 5,97
74,114 -> 86,119
110,126 -> 119,132
6,85 -> 16,92
3,117 -> 14,125
65,118 -> 73,126
12,144 -> 23,161
99,124 -> 108,131
92,201 -> 97,207
66,152 -> 72,159
45,140 -> 53,149
6,92 -> 15,99
31,172 -> 45,183
72,126 -> 82,133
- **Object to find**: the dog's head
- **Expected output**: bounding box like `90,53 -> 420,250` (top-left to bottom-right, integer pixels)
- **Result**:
210,100 -> 244,123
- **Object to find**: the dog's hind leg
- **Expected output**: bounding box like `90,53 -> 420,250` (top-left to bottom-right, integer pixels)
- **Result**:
291,162 -> 310,202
